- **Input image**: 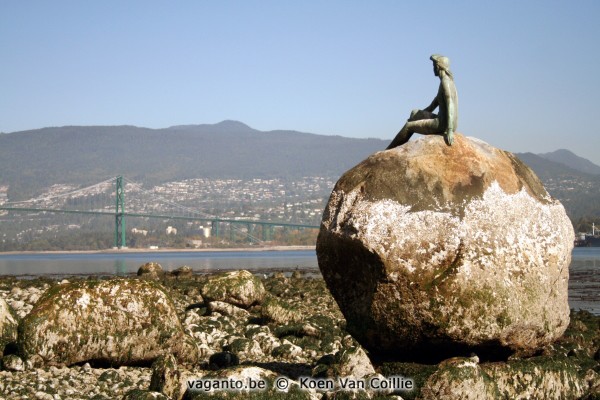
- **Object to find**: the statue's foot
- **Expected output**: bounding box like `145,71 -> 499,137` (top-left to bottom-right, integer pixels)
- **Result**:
444,131 -> 454,146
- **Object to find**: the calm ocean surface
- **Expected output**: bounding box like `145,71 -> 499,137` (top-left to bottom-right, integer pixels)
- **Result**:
1,247 -> 599,314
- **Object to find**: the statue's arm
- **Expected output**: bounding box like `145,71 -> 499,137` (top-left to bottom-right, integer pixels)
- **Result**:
423,97 -> 438,112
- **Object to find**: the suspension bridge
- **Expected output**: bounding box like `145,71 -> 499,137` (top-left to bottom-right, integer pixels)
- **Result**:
0,176 -> 320,248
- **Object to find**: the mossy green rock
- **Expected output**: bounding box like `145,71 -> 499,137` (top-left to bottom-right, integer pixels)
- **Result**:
418,356 -> 592,399
0,297 -> 18,354
317,134 -> 573,357
18,279 -> 186,366
150,354 -> 184,400
137,262 -> 164,280
201,270 -> 265,308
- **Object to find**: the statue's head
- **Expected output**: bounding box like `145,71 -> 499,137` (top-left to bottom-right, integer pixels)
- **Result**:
430,54 -> 451,77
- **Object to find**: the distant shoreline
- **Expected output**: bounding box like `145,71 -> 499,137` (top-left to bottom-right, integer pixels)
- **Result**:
0,245 -> 316,256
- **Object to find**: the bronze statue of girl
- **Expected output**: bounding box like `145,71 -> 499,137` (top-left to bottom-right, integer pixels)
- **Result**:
387,54 -> 458,149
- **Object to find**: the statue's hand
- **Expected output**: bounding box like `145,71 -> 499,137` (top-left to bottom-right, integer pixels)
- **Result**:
444,130 -> 454,146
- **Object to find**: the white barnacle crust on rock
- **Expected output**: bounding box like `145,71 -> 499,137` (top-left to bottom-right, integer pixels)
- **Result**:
0,297 -> 18,353
18,279 -> 188,366
316,134 -> 573,358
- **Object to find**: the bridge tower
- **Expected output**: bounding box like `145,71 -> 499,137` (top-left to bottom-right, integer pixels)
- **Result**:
114,176 -> 127,248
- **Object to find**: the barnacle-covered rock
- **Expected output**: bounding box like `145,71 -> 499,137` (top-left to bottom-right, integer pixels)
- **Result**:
18,279 -> 187,366
0,297 -> 18,354
201,270 -> 265,308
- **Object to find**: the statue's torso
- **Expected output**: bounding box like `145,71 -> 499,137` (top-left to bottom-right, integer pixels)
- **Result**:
436,77 -> 458,129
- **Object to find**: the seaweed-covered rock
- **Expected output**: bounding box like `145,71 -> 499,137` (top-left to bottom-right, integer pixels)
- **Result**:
312,345 -> 375,380
171,266 -> 193,278
227,337 -> 264,360
207,301 -> 250,319
1,354 -> 24,371
137,262 -> 164,280
420,356 -> 496,400
481,356 -> 590,399
18,279 -> 186,366
418,355 -> 593,399
121,389 -> 169,400
201,270 -> 265,308
150,354 -> 184,400
0,297 -> 18,354
261,296 -> 301,325
317,134 -> 573,357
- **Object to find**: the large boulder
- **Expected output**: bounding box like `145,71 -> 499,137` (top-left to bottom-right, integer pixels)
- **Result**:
18,279 -> 187,366
317,134 -> 573,358
0,297 -> 18,354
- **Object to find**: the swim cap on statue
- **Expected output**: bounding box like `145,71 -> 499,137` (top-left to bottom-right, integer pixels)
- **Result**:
430,54 -> 450,70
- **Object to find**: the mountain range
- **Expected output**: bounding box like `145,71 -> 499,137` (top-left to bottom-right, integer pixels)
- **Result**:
1,121 -> 599,222
0,121 -> 384,200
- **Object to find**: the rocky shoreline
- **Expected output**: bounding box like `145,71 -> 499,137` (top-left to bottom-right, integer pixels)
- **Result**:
1,268 -> 599,399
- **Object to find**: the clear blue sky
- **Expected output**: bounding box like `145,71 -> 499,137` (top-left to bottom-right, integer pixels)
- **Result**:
2,1 -> 600,164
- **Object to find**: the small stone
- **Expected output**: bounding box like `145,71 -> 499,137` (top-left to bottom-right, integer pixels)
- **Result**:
121,389 -> 169,400
34,392 -> 53,400
137,262 -> 164,280
207,301 -> 250,319
28,293 -> 41,303
1,354 -> 24,371
25,354 -> 44,369
98,370 -> 119,381
8,300 -> 24,311
260,296 -> 301,324
171,266 -> 193,278
335,346 -> 375,379
227,338 -> 264,359
201,270 -> 265,308
271,272 -> 287,280
271,343 -> 303,360
150,354 -> 183,400
291,270 -> 303,279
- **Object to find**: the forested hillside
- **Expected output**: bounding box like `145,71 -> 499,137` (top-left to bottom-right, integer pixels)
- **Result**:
0,121 -> 385,200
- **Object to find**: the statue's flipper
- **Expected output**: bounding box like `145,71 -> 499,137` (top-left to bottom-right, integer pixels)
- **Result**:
444,131 -> 454,146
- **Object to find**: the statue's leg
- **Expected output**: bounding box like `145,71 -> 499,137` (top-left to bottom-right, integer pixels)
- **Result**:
445,131 -> 454,146
409,109 -> 436,121
410,118 -> 452,145
387,109 -> 434,150
386,123 -> 414,149
406,118 -> 441,136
